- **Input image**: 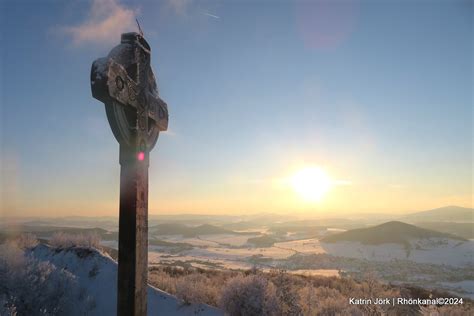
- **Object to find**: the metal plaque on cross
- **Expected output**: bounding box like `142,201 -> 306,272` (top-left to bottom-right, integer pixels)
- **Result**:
90,32 -> 168,316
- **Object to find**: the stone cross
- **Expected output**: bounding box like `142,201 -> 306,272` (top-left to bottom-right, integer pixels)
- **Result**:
90,32 -> 168,316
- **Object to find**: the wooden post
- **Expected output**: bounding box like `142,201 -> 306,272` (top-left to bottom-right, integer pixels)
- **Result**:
117,144 -> 149,316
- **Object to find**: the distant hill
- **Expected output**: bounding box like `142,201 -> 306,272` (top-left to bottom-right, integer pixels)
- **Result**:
321,221 -> 466,245
150,223 -> 252,237
0,225 -> 118,240
268,225 -> 326,235
148,239 -> 194,253
414,222 -> 474,240
401,206 -> 474,222
2,217 -> 119,231
221,221 -> 261,230
247,235 -> 277,247
150,223 -> 189,235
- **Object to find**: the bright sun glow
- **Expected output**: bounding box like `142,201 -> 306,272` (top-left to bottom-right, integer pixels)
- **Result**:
291,167 -> 332,202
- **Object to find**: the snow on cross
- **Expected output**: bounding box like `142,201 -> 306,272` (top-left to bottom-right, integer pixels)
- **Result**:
91,32 -> 169,316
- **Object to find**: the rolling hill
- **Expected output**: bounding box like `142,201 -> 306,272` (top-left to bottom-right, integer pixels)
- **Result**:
150,223 -> 252,237
414,222 -> 474,239
321,221 -> 466,245
401,206 -> 474,222
320,221 -> 472,267
0,225 -> 118,240
247,235 -> 277,247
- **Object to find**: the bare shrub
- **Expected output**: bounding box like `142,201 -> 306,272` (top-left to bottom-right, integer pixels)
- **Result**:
148,266 -> 473,315
420,304 -> 472,316
13,233 -> 38,249
148,269 -> 177,294
219,274 -> 280,316
270,269 -> 302,315
50,232 -> 101,249
175,274 -> 218,306
312,287 -> 352,316
149,266 -> 229,306
299,285 -> 317,316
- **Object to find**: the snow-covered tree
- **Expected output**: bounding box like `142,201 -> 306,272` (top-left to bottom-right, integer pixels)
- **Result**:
0,242 -> 93,315
50,232 -> 100,249
219,274 -> 280,316
176,274 -> 218,306
271,270 -> 302,315
298,285 -> 317,316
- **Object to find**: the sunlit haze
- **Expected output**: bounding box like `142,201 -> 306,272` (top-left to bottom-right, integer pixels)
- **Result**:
0,0 -> 472,217
290,167 -> 332,202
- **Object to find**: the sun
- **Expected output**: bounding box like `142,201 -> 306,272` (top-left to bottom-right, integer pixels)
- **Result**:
290,166 -> 332,202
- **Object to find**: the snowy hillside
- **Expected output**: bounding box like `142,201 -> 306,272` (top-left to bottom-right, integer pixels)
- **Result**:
320,221 -> 473,267
4,244 -> 222,316
321,238 -> 473,267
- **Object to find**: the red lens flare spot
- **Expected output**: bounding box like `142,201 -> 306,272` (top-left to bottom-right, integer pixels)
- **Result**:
137,152 -> 145,161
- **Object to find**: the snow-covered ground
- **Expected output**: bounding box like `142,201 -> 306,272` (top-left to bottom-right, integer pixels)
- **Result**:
145,235 -> 473,269
27,244 -> 222,316
144,236 -> 327,272
196,234 -> 257,247
102,234 -> 474,298
147,242 -> 297,271
99,234 -> 474,271
157,234 -> 257,247
274,238 -> 326,254
439,281 -> 474,299
320,238 -> 474,267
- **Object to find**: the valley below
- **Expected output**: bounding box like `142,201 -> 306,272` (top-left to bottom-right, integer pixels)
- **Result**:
139,233 -> 474,299
3,206 -> 474,302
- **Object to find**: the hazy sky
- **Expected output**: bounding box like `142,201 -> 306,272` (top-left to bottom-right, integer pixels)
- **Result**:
1,0 -> 472,217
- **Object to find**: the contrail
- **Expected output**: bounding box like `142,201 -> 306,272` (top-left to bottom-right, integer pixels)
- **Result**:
203,12 -> 220,19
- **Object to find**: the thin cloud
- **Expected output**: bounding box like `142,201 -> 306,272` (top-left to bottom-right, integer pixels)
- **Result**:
62,0 -> 137,45
203,12 -> 220,19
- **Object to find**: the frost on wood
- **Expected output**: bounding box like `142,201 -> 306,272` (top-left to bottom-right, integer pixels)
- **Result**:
90,57 -> 108,84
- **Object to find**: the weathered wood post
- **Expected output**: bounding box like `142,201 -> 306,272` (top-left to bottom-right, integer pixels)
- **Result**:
90,32 -> 169,316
